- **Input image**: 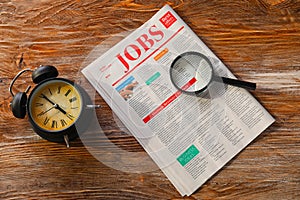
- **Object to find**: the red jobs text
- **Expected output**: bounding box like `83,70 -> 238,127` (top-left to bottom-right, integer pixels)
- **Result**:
116,25 -> 164,73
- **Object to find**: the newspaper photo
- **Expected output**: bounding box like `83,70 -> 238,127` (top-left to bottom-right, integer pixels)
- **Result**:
82,5 -> 275,196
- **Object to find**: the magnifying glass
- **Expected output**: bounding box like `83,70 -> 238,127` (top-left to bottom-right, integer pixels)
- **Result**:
169,51 -> 256,95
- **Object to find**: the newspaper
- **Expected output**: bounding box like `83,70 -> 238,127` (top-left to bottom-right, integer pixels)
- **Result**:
82,5 -> 275,196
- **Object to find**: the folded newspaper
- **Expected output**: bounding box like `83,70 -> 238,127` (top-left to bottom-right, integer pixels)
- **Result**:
82,5 -> 275,196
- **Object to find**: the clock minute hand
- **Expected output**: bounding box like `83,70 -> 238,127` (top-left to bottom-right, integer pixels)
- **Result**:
41,93 -> 56,106
41,93 -> 67,115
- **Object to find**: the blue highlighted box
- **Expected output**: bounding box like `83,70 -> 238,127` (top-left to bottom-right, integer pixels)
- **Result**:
116,76 -> 135,92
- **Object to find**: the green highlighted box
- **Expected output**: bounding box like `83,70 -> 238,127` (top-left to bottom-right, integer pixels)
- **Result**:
177,145 -> 200,166
146,72 -> 161,85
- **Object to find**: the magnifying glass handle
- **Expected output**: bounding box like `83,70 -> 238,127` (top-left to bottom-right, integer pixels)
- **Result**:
219,77 -> 256,90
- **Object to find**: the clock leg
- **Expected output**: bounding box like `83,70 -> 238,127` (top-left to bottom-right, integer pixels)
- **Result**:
64,135 -> 70,148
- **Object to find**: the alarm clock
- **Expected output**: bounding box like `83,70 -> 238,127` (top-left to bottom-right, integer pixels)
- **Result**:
9,65 -> 97,147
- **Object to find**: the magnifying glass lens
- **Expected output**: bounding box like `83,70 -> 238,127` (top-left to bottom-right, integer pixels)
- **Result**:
170,53 -> 213,93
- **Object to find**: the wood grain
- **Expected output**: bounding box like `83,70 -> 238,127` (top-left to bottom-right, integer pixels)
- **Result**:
0,0 -> 299,199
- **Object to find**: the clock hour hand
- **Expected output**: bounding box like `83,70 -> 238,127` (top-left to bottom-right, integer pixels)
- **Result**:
56,106 -> 74,120
56,105 -> 75,121
55,104 -> 67,115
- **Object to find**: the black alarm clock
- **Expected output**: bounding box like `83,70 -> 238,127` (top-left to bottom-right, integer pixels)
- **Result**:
9,65 -> 98,147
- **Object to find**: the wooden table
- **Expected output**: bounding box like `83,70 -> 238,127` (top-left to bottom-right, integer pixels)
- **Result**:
1,0 -> 299,199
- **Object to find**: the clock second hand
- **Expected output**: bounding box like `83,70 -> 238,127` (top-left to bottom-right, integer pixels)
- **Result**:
37,105 -> 56,117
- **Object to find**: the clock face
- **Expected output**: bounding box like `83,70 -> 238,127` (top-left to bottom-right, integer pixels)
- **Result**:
28,79 -> 83,132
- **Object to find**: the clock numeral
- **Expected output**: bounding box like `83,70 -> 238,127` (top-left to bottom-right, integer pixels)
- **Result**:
44,117 -> 50,126
37,111 -> 45,117
66,113 -> 75,121
71,107 -> 79,109
65,89 -> 71,97
58,86 -> 61,94
69,97 -> 77,103
35,102 -> 43,107
48,88 -> 52,95
51,120 -> 58,129
61,119 -> 67,127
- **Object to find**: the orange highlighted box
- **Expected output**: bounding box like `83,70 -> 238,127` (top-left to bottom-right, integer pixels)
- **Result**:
154,48 -> 169,61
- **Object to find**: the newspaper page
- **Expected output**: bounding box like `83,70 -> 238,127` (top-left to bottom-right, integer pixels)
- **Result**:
82,5 -> 275,196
